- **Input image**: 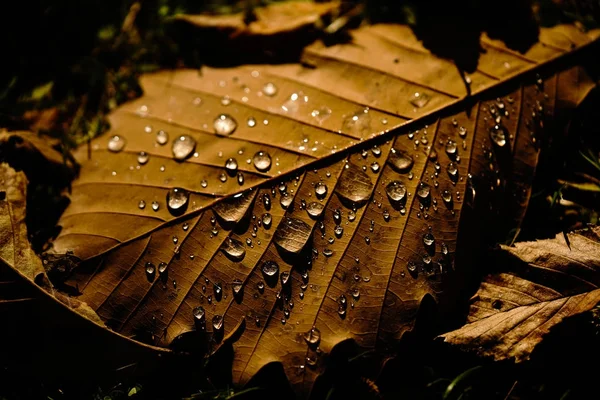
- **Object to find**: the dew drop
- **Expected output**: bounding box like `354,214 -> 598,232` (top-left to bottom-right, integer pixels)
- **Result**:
108,135 -> 126,152
410,92 -> 431,108
262,260 -> 279,277
306,202 -> 324,218
225,158 -> 238,175
138,200 -> 146,210
441,243 -> 449,255
386,181 -> 407,204
337,294 -> 347,316
145,262 -> 156,277
280,194 -> 293,210
158,262 -> 168,275
167,188 -> 189,214
212,315 -> 224,331
253,151 -> 272,172
334,225 -> 344,238
490,124 -> 508,147
303,326 -> 321,345
445,140 -> 457,156
220,96 -> 231,106
263,82 -> 278,97
337,163 -> 374,205
442,189 -> 453,204
156,130 -> 169,145
221,237 -> 246,261
201,180 -> 208,188
263,193 -> 271,210
423,232 -> 435,247
151,201 -> 160,211
280,271 -> 290,286
137,151 -> 149,165
416,182 -> 431,201
370,162 -> 380,173
274,217 -> 313,254
247,117 -> 257,128
172,135 -> 196,161
388,148 -> 414,172
262,213 -> 272,228
310,182 -> 327,201
383,209 -> 390,221
311,107 -> 332,122
407,261 -> 417,272
193,306 -> 206,324
214,114 -> 238,136
232,279 -> 243,295
447,162 -> 458,179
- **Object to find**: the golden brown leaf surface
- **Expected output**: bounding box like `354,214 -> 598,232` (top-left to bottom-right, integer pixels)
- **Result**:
32,19 -> 600,395
442,227 -> 600,362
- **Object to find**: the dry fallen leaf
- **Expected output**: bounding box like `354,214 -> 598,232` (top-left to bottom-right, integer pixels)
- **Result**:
3,9 -> 600,397
442,227 -> 600,362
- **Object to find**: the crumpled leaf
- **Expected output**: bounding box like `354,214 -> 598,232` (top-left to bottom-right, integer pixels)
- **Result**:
442,227 -> 600,362
174,1 -> 338,36
0,163 -> 46,281
171,1 -> 342,64
13,15 -> 599,397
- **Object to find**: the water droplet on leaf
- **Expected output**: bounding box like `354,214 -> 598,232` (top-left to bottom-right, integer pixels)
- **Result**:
221,237 -> 246,261
172,135 -> 196,161
306,202 -> 324,218
386,181 -> 407,204
108,135 -> 126,152
167,188 -> 189,214
212,315 -> 224,331
263,82 -> 278,97
156,130 -> 169,145
262,261 -> 279,277
315,182 -> 328,199
214,114 -> 238,136
490,124 -> 508,147
137,151 -> 149,165
303,326 -> 321,345
388,148 -> 414,172
253,151 -> 272,172
410,92 -> 431,108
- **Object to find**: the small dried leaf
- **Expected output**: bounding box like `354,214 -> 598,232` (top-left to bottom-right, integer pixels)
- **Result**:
442,227 -> 600,362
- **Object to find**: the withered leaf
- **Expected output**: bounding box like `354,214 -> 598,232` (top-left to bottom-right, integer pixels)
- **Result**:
6,13 -> 599,397
442,227 -> 600,362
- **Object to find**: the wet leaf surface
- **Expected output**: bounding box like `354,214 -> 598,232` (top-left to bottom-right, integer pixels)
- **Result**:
442,227 -> 600,362
5,15 -> 600,397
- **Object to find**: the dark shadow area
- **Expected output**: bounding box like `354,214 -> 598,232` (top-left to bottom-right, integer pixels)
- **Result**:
365,0 -> 539,73
519,80 -> 600,242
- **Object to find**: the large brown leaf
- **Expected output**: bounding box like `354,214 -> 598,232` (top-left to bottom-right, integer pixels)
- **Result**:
15,18 -> 599,395
442,227 -> 600,362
